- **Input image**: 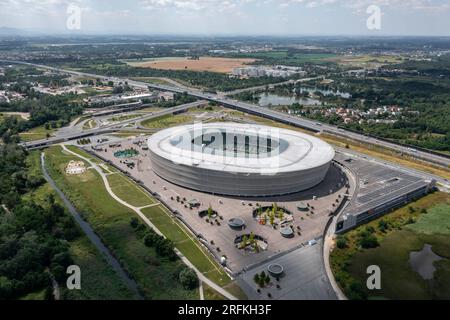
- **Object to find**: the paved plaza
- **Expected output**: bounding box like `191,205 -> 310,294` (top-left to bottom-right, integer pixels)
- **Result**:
90,137 -> 349,272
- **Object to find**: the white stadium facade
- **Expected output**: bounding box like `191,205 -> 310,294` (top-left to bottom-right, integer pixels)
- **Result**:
147,123 -> 335,197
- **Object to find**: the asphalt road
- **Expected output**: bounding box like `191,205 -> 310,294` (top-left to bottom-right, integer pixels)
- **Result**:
22,100 -> 207,149
6,60 -> 448,170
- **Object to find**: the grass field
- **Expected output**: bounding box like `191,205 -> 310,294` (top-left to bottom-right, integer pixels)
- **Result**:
330,192 -> 450,300
110,114 -> 140,122
82,119 -> 97,130
44,146 -> 199,299
141,205 -> 232,287
107,173 -> 156,208
19,125 -> 56,142
23,151 -> 135,300
330,54 -> 405,68
203,283 -> 226,300
141,113 -> 194,129
66,145 -> 247,296
407,204 -> 450,236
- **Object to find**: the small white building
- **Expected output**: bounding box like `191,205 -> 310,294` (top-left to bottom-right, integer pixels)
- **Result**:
65,160 -> 86,175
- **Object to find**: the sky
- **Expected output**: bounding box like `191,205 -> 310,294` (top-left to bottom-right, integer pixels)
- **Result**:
0,0 -> 450,36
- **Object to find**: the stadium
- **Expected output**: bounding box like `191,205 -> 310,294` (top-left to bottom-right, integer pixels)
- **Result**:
147,123 -> 335,197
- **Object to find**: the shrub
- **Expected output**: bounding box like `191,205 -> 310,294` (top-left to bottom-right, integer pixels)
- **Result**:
359,234 -> 379,249
336,235 -> 348,249
179,268 -> 198,290
130,217 -> 139,229
378,219 -> 389,233
253,273 -> 260,284
348,281 -> 368,300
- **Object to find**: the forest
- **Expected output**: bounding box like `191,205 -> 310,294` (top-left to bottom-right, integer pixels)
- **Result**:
0,144 -> 80,299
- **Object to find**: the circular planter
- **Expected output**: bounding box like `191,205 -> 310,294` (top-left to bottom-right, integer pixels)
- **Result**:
280,226 -> 294,238
296,202 -> 309,212
199,209 -> 218,219
267,264 -> 284,277
228,218 -> 245,230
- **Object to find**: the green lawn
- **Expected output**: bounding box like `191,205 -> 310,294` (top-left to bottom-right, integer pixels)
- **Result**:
203,283 -> 226,300
52,144 -> 246,298
24,151 -> 135,300
331,192 -> 450,300
44,146 -> 199,300
61,237 -> 136,300
19,289 -> 47,300
406,204 -> 450,236
141,113 -> 194,129
107,173 -> 156,207
19,125 -> 56,142
82,119 -> 97,130
141,205 -> 232,287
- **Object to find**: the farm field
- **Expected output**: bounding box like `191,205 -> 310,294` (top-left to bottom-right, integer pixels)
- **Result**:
125,56 -> 256,73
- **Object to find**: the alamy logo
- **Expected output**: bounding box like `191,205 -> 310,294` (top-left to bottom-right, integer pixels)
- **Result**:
366,5 -> 381,31
66,265 -> 81,290
66,4 -> 82,30
366,265 -> 381,290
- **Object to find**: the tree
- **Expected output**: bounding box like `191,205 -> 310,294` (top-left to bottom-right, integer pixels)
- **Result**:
207,205 -> 213,219
264,274 -> 270,285
179,268 -> 198,290
269,212 -> 275,226
253,273 -> 260,284
359,234 -> 379,249
240,235 -> 248,249
336,235 -> 348,249
130,217 -> 139,229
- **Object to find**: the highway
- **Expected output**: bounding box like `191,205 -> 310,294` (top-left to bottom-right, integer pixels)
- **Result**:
222,76 -> 323,96
22,100 -> 207,149
4,60 -> 450,168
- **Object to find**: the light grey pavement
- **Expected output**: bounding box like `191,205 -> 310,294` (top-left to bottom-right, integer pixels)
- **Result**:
237,240 -> 337,300
89,138 -> 349,273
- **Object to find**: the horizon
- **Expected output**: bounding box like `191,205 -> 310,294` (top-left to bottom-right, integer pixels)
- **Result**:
1,0 -> 450,37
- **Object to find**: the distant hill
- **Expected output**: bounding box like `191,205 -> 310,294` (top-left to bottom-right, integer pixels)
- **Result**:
0,27 -> 30,36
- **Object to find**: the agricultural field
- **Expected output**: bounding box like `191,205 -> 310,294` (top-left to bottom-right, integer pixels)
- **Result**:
330,192 -> 450,300
329,54 -> 405,68
233,51 -> 339,66
124,56 -> 256,73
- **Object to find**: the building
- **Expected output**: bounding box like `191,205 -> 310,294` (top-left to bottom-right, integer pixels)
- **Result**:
147,123 -> 335,197
65,160 -> 86,175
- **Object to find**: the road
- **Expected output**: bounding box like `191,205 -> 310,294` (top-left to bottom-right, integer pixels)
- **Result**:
40,152 -> 143,299
6,60 -> 448,169
61,145 -> 238,300
22,100 -> 208,150
222,76 -> 323,96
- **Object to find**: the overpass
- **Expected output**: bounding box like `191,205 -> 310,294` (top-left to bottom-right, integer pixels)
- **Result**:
22,100 -> 207,150
4,60 -> 449,168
